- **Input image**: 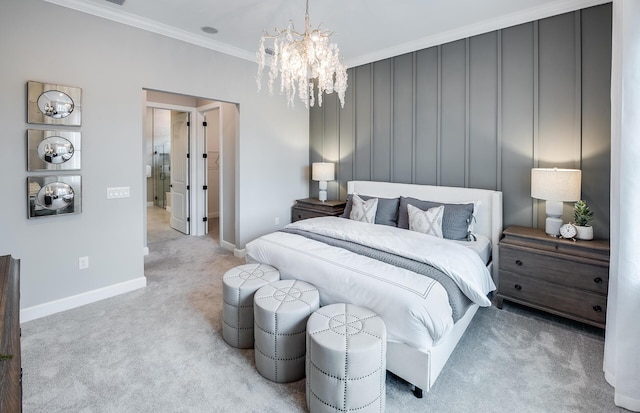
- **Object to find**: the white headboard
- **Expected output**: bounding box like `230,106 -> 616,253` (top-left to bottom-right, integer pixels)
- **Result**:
347,181 -> 503,281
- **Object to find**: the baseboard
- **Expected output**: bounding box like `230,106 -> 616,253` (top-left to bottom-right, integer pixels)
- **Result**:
20,276 -> 147,323
220,240 -> 235,252
143,246 -> 149,256
208,212 -> 220,219
146,201 -> 153,207
234,248 -> 246,259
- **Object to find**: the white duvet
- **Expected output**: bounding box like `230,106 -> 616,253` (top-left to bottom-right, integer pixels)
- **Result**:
245,216 -> 496,351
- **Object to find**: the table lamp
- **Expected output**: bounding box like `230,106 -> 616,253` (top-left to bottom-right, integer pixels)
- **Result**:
531,168 -> 582,236
312,162 -> 335,202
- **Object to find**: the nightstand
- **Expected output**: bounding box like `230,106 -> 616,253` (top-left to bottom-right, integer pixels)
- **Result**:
291,198 -> 346,222
496,225 -> 610,328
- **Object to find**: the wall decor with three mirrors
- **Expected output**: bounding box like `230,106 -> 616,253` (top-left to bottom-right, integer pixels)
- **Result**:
26,81 -> 82,218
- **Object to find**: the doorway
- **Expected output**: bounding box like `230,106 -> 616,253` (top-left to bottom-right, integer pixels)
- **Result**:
143,89 -> 238,253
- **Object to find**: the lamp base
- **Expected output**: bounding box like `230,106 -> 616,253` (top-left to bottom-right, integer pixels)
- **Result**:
544,200 -> 563,236
318,180 -> 328,202
545,216 -> 563,236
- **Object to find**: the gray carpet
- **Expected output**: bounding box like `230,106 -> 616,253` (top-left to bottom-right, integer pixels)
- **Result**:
21,234 -> 624,412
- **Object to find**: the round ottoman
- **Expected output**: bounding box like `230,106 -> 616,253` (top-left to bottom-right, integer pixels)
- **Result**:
306,303 -> 387,413
253,279 -> 320,383
222,263 -> 280,349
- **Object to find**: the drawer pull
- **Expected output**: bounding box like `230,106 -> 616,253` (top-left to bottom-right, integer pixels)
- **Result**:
514,284 -> 522,291
515,260 -> 523,266
594,277 -> 603,284
593,305 -> 603,312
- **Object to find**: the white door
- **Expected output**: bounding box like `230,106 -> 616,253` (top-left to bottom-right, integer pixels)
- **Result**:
170,111 -> 189,234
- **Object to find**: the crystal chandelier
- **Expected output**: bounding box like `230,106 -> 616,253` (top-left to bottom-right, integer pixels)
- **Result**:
256,0 -> 348,109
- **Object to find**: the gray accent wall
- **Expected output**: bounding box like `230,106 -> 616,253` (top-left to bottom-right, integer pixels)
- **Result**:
310,4 -> 612,239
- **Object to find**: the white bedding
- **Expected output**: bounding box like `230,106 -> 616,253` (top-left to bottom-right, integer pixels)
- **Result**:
245,216 -> 496,351
453,234 -> 492,265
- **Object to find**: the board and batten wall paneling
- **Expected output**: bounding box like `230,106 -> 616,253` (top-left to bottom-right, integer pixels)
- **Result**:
354,65 -> 373,183
337,72 -> 355,201
310,4 -> 612,239
501,22 -> 536,229
580,5 -> 612,239
372,59 -> 393,182
392,53 -> 415,184
440,39 -> 467,188
415,47 -> 439,185
469,32 -> 499,191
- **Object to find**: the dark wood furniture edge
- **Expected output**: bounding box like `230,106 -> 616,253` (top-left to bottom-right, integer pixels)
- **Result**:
0,255 -> 21,413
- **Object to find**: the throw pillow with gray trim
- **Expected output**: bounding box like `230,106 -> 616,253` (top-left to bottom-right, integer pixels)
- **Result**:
350,194 -> 378,224
398,197 -> 474,240
407,204 -> 444,238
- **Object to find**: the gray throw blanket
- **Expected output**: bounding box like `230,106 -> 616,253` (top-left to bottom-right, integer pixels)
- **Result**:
280,228 -> 473,322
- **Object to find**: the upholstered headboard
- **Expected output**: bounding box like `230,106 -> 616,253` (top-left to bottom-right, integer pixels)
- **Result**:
347,181 -> 503,281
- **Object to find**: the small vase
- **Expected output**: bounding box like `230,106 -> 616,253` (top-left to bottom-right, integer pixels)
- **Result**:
576,225 -> 593,240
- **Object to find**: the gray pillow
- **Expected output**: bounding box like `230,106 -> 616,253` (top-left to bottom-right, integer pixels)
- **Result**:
341,194 -> 400,226
398,196 -> 474,240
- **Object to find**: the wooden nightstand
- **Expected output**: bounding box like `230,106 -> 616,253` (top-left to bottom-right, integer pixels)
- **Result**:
496,225 -> 609,328
291,198 -> 346,222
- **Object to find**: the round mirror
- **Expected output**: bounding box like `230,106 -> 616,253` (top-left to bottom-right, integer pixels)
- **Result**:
37,136 -> 74,164
36,182 -> 74,210
37,90 -> 74,119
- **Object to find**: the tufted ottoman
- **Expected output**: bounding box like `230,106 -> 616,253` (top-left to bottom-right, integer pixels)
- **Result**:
253,279 -> 320,383
222,263 -> 280,349
306,303 -> 387,413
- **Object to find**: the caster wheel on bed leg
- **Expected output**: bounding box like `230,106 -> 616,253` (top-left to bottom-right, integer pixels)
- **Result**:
413,386 -> 424,398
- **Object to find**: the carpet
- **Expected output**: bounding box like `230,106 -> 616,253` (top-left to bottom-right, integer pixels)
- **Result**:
21,234 -> 624,412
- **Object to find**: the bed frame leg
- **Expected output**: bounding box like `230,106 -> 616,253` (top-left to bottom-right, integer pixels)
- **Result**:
412,386 -> 424,398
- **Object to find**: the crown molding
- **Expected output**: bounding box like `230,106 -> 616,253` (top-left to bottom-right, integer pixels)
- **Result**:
43,0 -> 610,68
344,0 -> 611,68
42,0 -> 256,62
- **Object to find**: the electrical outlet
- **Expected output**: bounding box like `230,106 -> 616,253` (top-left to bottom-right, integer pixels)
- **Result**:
79,256 -> 89,270
274,217 -> 280,225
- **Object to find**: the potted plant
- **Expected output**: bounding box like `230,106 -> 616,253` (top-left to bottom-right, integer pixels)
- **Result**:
573,200 -> 594,240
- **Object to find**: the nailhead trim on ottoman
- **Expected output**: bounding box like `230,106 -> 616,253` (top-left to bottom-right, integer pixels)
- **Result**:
254,279 -> 320,383
306,303 -> 387,413
222,263 -> 280,348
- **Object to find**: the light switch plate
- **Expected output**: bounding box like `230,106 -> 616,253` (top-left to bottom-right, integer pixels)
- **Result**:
107,186 -> 130,199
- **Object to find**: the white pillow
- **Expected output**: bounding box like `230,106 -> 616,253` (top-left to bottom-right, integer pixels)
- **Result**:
407,204 -> 444,238
350,194 -> 378,223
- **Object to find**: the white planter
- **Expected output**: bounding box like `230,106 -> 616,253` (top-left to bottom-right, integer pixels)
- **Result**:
576,225 -> 593,240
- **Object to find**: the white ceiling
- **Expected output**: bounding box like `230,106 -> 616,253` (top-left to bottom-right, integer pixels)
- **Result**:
45,0 -> 608,68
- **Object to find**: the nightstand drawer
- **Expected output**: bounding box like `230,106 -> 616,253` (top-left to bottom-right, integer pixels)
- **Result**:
499,271 -> 607,326
291,208 -> 332,222
500,245 -> 608,294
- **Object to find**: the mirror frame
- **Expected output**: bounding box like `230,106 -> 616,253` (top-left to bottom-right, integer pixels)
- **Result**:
27,175 -> 82,218
27,81 -> 82,126
27,129 -> 81,171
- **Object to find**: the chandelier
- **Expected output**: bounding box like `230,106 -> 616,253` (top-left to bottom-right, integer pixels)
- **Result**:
256,0 -> 348,109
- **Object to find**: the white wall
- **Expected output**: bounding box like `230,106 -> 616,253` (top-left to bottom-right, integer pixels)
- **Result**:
0,0 -> 309,314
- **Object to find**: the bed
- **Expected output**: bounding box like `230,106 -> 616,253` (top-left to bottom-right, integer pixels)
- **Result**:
245,180 -> 502,397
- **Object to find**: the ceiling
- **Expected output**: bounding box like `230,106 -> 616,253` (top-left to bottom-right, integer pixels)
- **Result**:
45,0 -> 608,68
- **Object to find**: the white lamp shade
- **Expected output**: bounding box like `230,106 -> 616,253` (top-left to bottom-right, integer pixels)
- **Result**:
312,162 -> 335,182
531,168 -> 581,201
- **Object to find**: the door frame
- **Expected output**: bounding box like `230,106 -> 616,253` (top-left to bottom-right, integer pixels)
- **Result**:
197,102 -> 222,242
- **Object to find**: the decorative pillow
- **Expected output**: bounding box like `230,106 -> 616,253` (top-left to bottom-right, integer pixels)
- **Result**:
398,197 -> 474,240
341,194 -> 400,226
349,194 -> 378,223
407,204 -> 444,238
